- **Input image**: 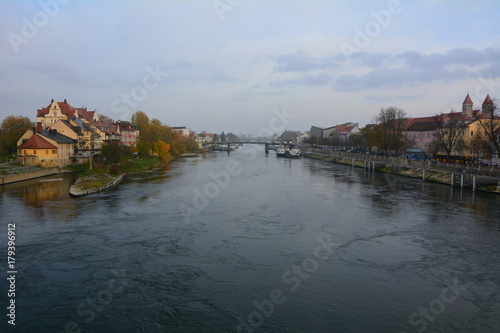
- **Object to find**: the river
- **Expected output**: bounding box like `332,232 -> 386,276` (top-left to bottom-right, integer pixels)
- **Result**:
1,145 -> 500,333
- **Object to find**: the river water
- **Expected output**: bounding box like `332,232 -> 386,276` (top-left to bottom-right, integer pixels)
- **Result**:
1,145 -> 500,333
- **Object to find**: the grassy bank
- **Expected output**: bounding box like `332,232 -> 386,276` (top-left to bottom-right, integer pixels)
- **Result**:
69,158 -> 163,196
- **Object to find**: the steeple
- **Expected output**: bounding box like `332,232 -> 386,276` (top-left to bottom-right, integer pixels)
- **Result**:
482,94 -> 493,117
462,93 -> 473,117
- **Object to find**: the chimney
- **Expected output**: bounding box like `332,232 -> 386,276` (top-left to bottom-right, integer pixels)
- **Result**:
37,122 -> 43,133
33,126 -> 36,134
64,99 -> 67,103
51,99 -> 54,103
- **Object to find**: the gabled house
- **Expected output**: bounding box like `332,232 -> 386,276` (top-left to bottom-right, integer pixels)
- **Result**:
17,129 -> 76,167
36,99 -> 99,129
403,120 -> 439,153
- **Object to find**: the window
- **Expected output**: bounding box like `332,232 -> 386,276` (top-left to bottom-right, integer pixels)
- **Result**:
52,150 -> 57,154
34,150 -> 37,155
46,150 -> 49,154
471,131 -> 474,136
53,112 -> 57,117
24,150 -> 27,155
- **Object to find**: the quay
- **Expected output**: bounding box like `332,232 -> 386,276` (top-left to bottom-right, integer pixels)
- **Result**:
300,147 -> 500,194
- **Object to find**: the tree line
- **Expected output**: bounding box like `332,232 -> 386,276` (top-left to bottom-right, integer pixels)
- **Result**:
305,102 -> 499,159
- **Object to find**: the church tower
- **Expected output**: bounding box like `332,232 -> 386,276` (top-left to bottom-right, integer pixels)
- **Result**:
481,94 -> 494,117
462,93 -> 473,117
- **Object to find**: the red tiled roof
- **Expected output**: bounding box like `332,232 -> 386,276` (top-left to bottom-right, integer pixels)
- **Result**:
405,121 -> 439,132
18,135 -> 57,149
37,100 -> 96,122
483,94 -> 493,105
463,93 -> 473,105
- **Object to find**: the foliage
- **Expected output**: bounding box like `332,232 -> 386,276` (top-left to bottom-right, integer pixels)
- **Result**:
153,140 -> 171,162
0,153 -> 16,163
0,115 -> 34,154
130,110 -> 194,157
185,138 -> 199,151
101,141 -> 132,164
220,131 -> 226,143
123,158 -> 161,173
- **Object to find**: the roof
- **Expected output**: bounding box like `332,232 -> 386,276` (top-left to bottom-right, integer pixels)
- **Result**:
404,121 -> 439,132
483,94 -> 493,105
37,100 -> 97,122
39,129 -> 76,144
18,135 -> 57,149
463,93 -> 473,105
73,117 -> 92,131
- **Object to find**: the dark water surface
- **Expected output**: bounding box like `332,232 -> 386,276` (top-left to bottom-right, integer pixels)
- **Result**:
1,145 -> 500,333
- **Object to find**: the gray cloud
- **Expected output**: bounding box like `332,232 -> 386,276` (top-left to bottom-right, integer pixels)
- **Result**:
271,73 -> 334,87
334,47 -> 500,91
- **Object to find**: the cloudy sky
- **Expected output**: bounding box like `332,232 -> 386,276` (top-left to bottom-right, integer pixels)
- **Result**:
1,0 -> 499,136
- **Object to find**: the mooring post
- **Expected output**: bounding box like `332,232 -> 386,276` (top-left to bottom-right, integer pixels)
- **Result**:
473,176 -> 476,191
422,168 -> 426,181
451,173 -> 454,186
460,174 -> 464,188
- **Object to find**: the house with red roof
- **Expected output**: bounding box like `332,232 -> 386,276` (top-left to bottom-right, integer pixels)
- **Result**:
17,129 -> 76,167
36,99 -> 99,128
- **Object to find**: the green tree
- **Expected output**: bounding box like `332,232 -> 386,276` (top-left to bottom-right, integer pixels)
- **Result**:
0,115 -> 34,154
101,141 -> 131,164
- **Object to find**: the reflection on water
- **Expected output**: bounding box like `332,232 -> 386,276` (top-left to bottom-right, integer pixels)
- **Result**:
1,148 -> 499,332
1,173 -> 78,202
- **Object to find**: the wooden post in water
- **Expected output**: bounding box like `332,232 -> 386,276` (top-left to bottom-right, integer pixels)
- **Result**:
460,174 -> 464,188
422,168 -> 426,181
473,176 -> 476,191
451,173 -> 454,186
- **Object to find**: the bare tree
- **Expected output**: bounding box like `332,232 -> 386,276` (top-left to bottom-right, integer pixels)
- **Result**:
373,107 -> 407,154
434,111 -> 468,160
469,129 -> 490,162
475,98 -> 500,158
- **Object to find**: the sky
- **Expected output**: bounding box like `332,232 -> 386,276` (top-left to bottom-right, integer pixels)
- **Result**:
1,0 -> 500,136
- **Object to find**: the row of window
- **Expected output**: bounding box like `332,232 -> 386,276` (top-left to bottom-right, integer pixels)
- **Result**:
21,150 -> 57,155
407,131 -> 476,138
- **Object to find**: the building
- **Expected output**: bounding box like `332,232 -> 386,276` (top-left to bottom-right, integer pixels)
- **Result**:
172,126 -> 190,137
331,122 -> 359,143
115,121 -> 139,146
36,99 -> 99,129
17,129 -> 76,167
403,117 -> 438,153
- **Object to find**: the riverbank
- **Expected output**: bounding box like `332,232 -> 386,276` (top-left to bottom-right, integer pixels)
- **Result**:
301,150 -> 500,194
0,166 -> 77,185
69,157 -> 170,197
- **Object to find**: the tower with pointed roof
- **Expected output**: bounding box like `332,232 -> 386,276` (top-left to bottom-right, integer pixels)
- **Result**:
481,94 -> 494,117
462,93 -> 473,117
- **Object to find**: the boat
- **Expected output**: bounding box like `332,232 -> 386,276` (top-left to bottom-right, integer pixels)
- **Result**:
276,146 -> 286,157
276,145 -> 301,158
285,148 -> 301,158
